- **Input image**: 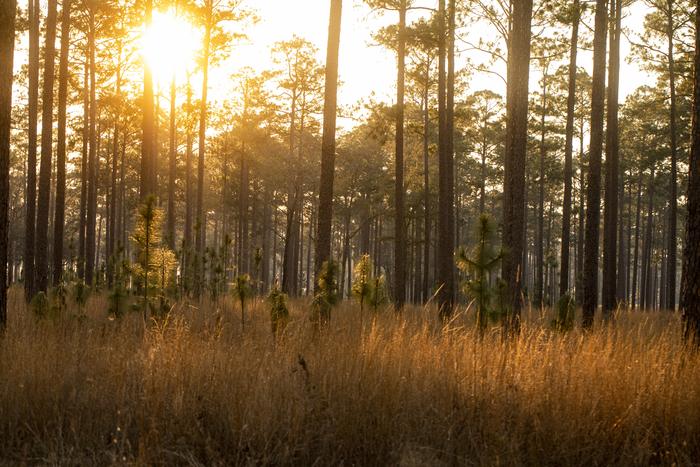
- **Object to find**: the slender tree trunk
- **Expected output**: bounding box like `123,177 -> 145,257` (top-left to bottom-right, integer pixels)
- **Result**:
642,169 -> 656,309
53,0 -> 71,286
667,0 -> 679,310
422,63 -> 430,302
680,0 -> 700,342
576,122 -> 586,304
78,62 -> 88,281
35,0 -> 59,293
195,2 -> 212,297
501,0 -> 533,332
315,0 -> 342,284
140,0 -> 155,200
535,74 -> 548,308
632,172 -> 642,308
582,0 -> 608,328
85,11 -> 98,285
560,0 -> 579,296
183,74 -> 193,288
167,77 -> 177,250
437,0 -> 455,318
616,179 -> 627,303
394,2 -> 407,311
602,0 -> 621,317
0,0 -> 16,328
24,0 -> 39,301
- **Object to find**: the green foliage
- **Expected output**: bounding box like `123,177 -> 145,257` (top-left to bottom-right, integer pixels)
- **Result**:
109,254 -> 131,319
30,292 -> 50,319
72,280 -> 91,313
553,294 -> 576,332
50,282 -> 68,317
351,254 -> 372,314
457,214 -> 503,334
267,286 -> 289,338
312,260 -> 339,327
233,274 -> 252,331
131,195 -> 177,321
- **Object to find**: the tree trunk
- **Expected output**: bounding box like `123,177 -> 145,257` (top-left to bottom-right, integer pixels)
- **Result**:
85,10 -> 98,285
0,0 -> 16,328
680,0 -> 700,342
167,77 -> 177,250
422,62 -> 430,302
439,0 -> 456,316
666,0 -> 679,311
602,0 -> 621,318
535,74 -> 547,309
24,0 -> 39,301
581,0 -> 608,328
78,61 -> 88,281
501,0 -> 533,333
52,0 -> 71,286
140,0 -> 155,200
35,0 -> 58,293
642,169 -> 656,309
632,171 -> 642,308
394,2 -> 407,311
560,0 -> 579,297
315,0 -> 342,284
195,2 -> 212,297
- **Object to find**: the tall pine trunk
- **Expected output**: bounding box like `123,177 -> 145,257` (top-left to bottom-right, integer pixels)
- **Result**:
85,10 -> 97,285
667,0 -> 679,310
560,0 -> 580,296
25,0 -> 39,301
602,0 -> 621,317
52,0 -> 71,286
582,0 -> 608,328
35,0 -> 58,293
167,77 -> 176,250
315,0 -> 342,298
501,0 -> 533,333
0,0 -> 16,328
394,2 -> 407,311
680,0 -> 700,342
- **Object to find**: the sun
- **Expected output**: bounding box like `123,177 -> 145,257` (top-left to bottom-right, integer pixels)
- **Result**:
141,10 -> 200,85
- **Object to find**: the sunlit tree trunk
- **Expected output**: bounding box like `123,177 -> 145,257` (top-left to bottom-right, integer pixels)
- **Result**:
53,0 -> 71,286
666,0 -> 679,310
0,0 -> 16,328
315,0 -> 342,292
393,1 -> 407,311
501,0 -> 533,333
680,0 -> 700,342
560,0 -> 579,297
24,0 -> 40,301
167,77 -> 177,251
602,0 -> 621,318
35,0 -> 58,293
85,9 -> 98,285
632,172 -> 642,308
195,1 -> 212,298
582,0 -> 608,328
140,0 -> 156,201
437,0 -> 456,318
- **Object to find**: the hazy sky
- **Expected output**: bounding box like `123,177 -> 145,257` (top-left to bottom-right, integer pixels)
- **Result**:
221,0 -> 656,129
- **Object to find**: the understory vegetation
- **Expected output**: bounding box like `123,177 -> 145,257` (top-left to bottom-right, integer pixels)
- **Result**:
0,289 -> 698,465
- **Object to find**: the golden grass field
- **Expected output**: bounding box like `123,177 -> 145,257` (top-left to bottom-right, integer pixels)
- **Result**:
0,287 -> 698,465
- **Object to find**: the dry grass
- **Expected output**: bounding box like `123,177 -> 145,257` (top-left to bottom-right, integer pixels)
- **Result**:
0,287 -> 699,466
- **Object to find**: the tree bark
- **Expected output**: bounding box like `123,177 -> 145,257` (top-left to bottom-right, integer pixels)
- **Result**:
602,0 -> 621,317
680,0 -> 700,342
35,0 -> 58,293
315,0 -> 342,283
52,0 -> 71,286
0,0 -> 16,328
25,0 -> 39,300
167,77 -> 177,250
666,0 -> 679,310
582,0 -> 608,328
560,0 -> 579,297
394,1 -> 407,311
501,0 -> 533,333
85,9 -> 98,285
140,0 -> 156,200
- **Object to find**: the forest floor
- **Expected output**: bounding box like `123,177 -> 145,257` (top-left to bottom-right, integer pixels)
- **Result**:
0,288 -> 698,466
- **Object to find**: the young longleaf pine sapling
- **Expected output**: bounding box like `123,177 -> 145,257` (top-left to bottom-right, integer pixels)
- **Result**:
312,260 -> 339,330
456,214 -> 503,335
267,285 -> 289,340
233,274 -> 252,333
